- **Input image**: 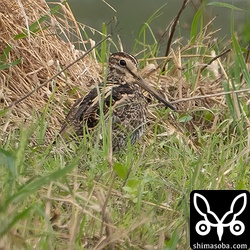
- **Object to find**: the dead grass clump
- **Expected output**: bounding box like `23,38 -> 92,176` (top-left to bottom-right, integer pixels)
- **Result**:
143,56 -> 227,140
0,0 -> 101,139
0,0 -> 240,146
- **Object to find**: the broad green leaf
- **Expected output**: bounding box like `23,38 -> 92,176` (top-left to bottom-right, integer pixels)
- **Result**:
178,114 -> 193,123
113,162 -> 127,180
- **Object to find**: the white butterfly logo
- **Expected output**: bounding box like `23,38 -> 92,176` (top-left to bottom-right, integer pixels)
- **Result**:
193,193 -> 247,241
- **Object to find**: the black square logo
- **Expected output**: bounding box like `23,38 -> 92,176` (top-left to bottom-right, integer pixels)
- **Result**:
190,190 -> 250,250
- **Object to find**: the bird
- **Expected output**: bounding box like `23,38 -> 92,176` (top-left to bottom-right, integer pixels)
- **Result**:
59,52 -> 176,151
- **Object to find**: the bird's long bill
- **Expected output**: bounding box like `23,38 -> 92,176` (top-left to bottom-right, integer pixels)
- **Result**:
136,77 -> 176,111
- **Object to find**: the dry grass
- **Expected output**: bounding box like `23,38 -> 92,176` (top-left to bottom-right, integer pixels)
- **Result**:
0,0 -> 232,148
0,0 -> 102,141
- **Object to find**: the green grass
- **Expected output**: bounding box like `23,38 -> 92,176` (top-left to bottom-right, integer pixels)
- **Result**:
1,1 -> 250,249
0,101 -> 249,249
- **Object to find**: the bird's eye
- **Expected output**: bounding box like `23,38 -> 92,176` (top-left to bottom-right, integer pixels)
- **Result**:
119,59 -> 127,66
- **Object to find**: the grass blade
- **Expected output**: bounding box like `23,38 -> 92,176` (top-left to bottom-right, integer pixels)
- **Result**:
207,2 -> 243,11
0,157 -> 79,212
0,148 -> 16,177
232,33 -> 250,87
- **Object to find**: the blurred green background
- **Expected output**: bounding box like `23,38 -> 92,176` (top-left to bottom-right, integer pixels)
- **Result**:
47,0 -> 250,53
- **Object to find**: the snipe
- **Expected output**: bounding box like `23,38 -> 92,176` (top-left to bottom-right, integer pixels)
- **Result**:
59,52 -> 175,151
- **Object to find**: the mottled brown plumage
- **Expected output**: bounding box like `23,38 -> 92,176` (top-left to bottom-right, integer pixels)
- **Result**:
59,52 -> 175,151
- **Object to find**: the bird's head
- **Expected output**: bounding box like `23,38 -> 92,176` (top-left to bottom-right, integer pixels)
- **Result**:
107,52 -> 176,111
107,52 -> 139,84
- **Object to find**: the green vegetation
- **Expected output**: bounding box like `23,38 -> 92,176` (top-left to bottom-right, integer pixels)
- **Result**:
0,0 -> 249,249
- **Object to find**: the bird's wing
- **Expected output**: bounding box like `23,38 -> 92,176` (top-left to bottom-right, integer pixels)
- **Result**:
59,84 -> 134,137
